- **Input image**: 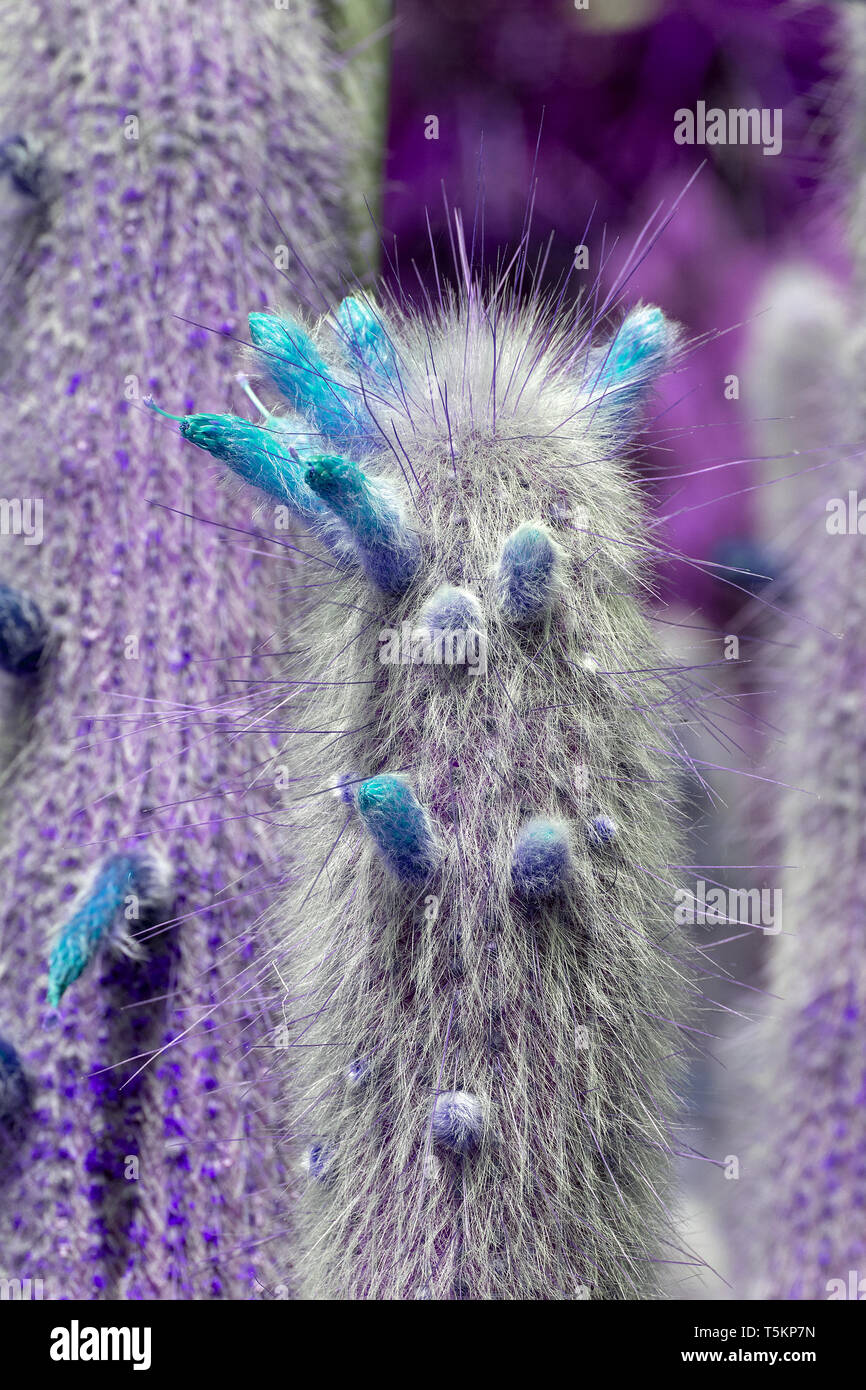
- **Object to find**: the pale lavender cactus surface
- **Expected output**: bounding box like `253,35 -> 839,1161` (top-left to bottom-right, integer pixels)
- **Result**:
0,0 -> 347,1298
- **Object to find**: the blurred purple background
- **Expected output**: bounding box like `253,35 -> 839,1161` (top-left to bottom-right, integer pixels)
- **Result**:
382,0 -> 847,620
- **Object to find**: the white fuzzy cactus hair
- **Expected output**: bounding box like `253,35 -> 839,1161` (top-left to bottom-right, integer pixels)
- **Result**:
168,228 -> 717,1300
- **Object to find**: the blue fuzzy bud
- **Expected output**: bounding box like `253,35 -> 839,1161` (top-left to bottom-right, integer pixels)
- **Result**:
431,1090 -> 483,1157
586,814 -> 617,849
512,818 -> 573,899
594,304 -> 678,405
47,850 -> 173,1007
305,454 -> 420,594
357,775 -> 438,883
249,312 -> 369,443
0,1035 -> 27,1119
496,523 -> 561,622
418,584 -> 483,634
335,296 -> 399,386
0,580 -> 48,676
415,585 -> 486,675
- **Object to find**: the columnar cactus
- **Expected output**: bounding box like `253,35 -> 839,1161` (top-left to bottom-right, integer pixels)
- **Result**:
176,276 -> 708,1298
730,1 -> 866,1302
0,0 -> 348,1298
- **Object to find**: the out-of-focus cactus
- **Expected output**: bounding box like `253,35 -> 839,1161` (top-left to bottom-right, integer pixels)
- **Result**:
324,1 -> 393,277
0,0 -> 348,1299
743,260 -> 850,547
731,3 -> 866,1302
176,271 -> 711,1299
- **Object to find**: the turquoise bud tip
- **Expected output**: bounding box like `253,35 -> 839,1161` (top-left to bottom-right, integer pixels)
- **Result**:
599,304 -> 678,393
47,851 -> 173,1008
336,296 -> 399,384
47,854 -> 139,1007
305,454 -> 421,595
305,453 -> 365,512
248,311 -> 368,443
357,775 -> 438,883
180,412 -> 325,517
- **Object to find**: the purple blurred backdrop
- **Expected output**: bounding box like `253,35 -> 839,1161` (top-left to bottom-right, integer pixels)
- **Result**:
382,0 -> 847,619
